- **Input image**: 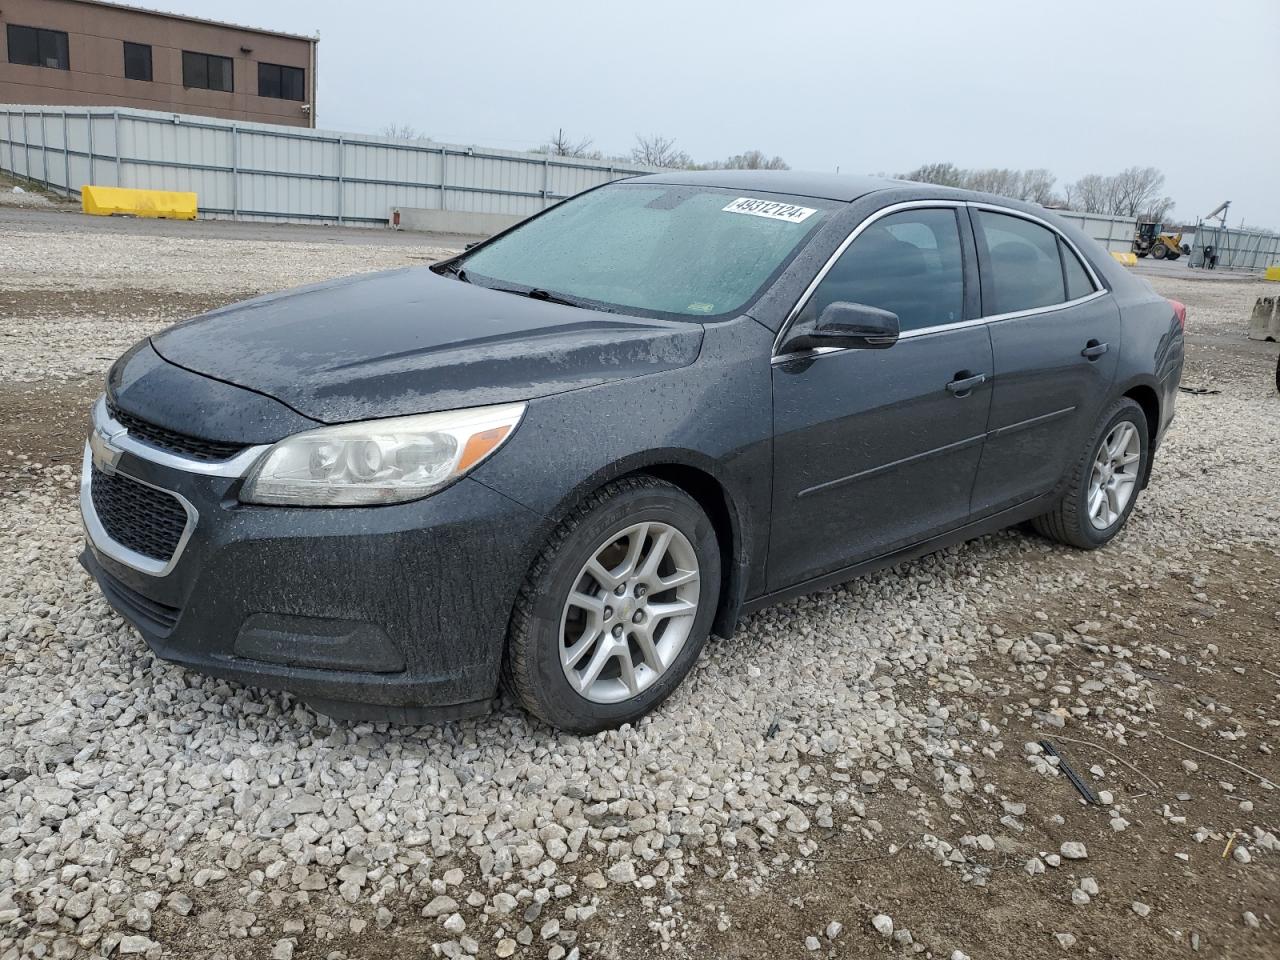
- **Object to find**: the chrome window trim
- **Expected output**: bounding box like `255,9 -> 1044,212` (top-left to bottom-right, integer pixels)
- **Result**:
91,395 -> 269,478
80,441 -> 198,577
772,199 -> 1110,361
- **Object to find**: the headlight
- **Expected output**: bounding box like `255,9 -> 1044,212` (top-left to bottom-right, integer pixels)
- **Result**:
240,403 -> 525,506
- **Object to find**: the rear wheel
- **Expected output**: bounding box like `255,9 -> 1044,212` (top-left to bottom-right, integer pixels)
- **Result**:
503,477 -> 721,732
1031,398 -> 1149,549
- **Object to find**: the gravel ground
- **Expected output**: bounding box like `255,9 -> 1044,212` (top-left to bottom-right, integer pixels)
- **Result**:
1,218 -> 1278,960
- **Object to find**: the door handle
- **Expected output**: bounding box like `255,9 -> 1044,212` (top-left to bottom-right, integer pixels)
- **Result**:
1081,340 -> 1109,360
946,372 -> 987,396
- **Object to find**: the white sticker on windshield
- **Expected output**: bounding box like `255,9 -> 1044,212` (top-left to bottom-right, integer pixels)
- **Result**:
722,197 -> 817,223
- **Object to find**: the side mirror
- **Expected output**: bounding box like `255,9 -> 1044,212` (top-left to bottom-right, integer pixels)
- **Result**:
783,302 -> 900,353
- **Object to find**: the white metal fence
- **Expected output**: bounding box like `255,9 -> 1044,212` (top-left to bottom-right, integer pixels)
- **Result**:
1053,210 -> 1137,254
0,104 -> 659,226
1189,224 -> 1280,271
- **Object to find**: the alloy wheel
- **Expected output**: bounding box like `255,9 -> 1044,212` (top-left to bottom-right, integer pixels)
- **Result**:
558,521 -> 701,704
1087,421 -> 1141,530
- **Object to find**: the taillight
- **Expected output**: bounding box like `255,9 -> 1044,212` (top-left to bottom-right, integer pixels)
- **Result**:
1168,298 -> 1187,330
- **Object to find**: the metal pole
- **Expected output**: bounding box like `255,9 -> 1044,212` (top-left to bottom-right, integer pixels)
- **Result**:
543,156 -> 550,209
113,110 -> 121,185
87,112 -> 95,186
439,146 -> 447,210
62,111 -> 71,197
336,136 -> 344,224
230,125 -> 239,219
6,111 -> 13,176
40,112 -> 49,187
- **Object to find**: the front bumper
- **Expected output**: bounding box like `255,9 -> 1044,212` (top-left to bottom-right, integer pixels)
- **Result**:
79,401 -> 545,723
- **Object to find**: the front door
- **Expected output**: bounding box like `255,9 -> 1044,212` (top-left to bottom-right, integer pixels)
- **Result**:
967,208 -> 1121,517
767,205 -> 993,592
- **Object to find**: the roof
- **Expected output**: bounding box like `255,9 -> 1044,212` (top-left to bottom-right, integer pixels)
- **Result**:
631,170 -> 898,203
65,0 -> 318,42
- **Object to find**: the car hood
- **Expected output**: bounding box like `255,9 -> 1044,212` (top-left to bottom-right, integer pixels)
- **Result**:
149,266 -> 704,423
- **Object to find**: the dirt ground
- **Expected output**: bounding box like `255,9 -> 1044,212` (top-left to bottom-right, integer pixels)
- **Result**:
1,216 -> 1277,959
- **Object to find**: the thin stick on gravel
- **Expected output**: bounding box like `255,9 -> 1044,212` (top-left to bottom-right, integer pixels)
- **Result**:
1157,733 -> 1277,789
793,850 -> 901,866
1052,734 -> 1161,791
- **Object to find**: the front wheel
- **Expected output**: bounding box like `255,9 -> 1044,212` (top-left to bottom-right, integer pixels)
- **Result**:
1151,241 -> 1168,259
502,477 -> 721,732
1031,398 -> 1149,549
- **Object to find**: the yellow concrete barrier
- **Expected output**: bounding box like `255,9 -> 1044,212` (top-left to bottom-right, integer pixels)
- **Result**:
1110,251 -> 1138,267
81,185 -> 197,220
1266,264 -> 1280,281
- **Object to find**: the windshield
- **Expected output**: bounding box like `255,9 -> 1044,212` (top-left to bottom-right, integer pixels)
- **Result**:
456,183 -> 833,319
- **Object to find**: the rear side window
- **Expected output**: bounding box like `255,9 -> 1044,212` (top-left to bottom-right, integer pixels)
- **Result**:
801,208 -> 964,332
978,211 -> 1065,314
1060,239 -> 1096,301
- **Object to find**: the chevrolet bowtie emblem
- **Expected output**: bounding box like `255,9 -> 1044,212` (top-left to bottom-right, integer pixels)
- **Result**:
89,422 -> 127,475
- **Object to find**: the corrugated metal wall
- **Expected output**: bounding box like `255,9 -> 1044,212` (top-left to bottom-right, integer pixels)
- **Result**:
1053,211 -> 1137,253
1189,224 -> 1280,271
0,104 -> 660,226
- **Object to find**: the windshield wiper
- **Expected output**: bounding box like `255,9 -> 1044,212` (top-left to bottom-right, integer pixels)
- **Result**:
436,261 -> 470,282
525,288 -> 582,308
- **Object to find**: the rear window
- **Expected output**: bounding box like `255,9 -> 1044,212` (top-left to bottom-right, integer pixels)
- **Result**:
978,211 -> 1066,314
1060,239 -> 1096,301
458,183 -> 833,320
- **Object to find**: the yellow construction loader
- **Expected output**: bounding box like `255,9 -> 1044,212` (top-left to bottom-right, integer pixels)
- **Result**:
1133,221 -> 1189,260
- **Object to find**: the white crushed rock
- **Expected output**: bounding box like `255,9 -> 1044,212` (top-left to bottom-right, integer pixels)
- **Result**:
0,233 -> 1277,959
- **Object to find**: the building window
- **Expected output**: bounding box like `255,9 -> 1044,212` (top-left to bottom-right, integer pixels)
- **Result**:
123,41 -> 152,81
7,24 -> 70,70
182,50 -> 233,92
258,62 -> 305,101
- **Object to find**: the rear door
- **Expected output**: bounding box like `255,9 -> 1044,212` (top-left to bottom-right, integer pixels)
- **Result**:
767,204 -> 993,591
968,207 -> 1121,518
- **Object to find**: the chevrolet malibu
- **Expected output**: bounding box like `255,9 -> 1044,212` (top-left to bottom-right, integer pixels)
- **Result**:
81,171 -> 1185,732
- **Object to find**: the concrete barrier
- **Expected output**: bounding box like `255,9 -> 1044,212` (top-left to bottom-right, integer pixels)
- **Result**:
82,185 -> 197,220
1109,251 -> 1138,267
390,207 -> 523,237
1266,265 -> 1280,281
1250,297 -> 1279,341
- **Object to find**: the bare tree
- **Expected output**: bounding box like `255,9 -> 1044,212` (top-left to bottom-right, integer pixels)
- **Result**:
631,134 -> 692,169
715,149 -> 789,170
380,123 -> 426,141
1017,168 -> 1057,205
1062,167 -> 1174,220
540,129 -> 599,159
897,162 -> 966,187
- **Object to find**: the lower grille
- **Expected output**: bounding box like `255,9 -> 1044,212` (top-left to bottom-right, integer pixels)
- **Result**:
90,466 -> 189,563
107,400 -> 246,463
91,558 -> 181,635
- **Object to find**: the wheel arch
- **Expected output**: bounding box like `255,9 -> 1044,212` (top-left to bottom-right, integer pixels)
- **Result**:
1120,381 -> 1161,488
536,450 -> 754,641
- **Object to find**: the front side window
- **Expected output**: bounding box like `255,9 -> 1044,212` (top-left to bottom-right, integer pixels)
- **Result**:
182,50 -> 233,92
7,24 -> 69,69
456,184 -> 833,320
123,41 -> 152,81
799,208 -> 964,332
978,211 -> 1067,314
258,62 -> 305,100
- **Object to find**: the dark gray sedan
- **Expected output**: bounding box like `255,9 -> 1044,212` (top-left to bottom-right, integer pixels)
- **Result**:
81,171 -> 1185,732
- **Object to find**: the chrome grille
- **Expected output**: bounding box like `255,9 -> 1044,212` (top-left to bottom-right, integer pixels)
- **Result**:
107,400 -> 246,463
89,466 -> 188,563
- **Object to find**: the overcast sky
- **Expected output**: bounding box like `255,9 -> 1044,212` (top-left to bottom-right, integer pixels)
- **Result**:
155,0 -> 1280,227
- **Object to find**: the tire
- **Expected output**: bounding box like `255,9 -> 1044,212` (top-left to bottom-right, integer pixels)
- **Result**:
502,476 -> 721,733
1031,398 -> 1149,550
1136,250 -> 1148,259
1151,242 -> 1168,260
1167,253 -> 1180,261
